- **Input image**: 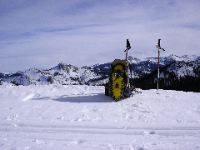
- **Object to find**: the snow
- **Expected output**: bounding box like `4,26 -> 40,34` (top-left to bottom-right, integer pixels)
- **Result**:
167,62 -> 196,78
167,54 -> 199,62
79,68 -> 99,84
0,85 -> 200,150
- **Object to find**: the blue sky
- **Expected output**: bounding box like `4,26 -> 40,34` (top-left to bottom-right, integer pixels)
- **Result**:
0,0 -> 200,72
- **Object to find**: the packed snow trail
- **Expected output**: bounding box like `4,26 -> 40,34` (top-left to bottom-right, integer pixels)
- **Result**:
1,122 -> 200,150
0,85 -> 200,150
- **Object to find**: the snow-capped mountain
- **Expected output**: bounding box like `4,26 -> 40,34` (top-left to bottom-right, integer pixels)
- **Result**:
132,55 -> 200,91
0,63 -> 97,86
0,55 -> 199,91
126,54 -> 199,79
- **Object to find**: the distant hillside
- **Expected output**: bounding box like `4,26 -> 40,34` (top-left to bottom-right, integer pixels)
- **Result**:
0,55 -> 199,92
132,56 -> 200,92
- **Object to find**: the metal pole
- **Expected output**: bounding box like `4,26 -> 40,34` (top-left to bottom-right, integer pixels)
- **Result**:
156,38 -> 165,91
157,48 -> 160,90
125,49 -> 128,61
125,39 -> 131,87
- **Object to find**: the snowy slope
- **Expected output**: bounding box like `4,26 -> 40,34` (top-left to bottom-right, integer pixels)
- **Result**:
0,85 -> 200,150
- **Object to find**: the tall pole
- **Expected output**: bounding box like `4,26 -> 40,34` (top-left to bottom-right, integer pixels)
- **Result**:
156,39 -> 165,91
128,56 -> 134,79
157,46 -> 160,90
125,50 -> 128,61
124,39 -> 131,87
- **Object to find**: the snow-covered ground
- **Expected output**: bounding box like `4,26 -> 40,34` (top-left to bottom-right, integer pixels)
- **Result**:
0,85 -> 200,150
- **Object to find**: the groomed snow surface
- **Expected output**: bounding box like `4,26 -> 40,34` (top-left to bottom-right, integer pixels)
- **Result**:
0,85 -> 200,150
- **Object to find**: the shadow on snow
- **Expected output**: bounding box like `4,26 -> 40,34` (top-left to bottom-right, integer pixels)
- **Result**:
32,93 -> 113,103
52,93 -> 113,103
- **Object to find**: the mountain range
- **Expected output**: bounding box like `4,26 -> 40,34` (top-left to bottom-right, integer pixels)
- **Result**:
0,55 -> 199,91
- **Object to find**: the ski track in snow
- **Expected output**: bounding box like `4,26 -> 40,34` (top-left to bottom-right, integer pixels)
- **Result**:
1,122 -> 200,150
0,85 -> 200,150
